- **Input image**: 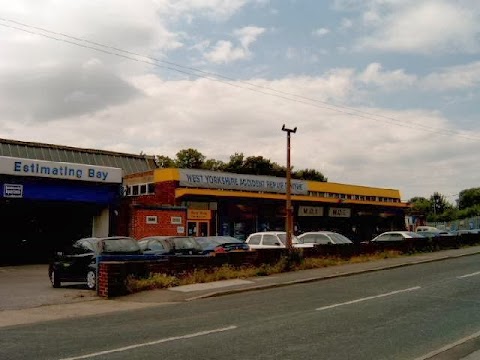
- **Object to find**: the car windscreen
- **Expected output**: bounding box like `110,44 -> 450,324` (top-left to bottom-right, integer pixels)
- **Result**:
101,238 -> 141,253
330,233 -> 352,244
170,237 -> 202,250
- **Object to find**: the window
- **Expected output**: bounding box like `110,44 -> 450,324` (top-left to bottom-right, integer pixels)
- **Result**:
247,235 -> 261,245
389,233 -> 404,241
148,183 -> 155,194
148,240 -> 166,252
140,184 -> 147,194
374,234 -> 391,242
263,235 -> 280,246
314,234 -> 332,244
132,185 -> 139,196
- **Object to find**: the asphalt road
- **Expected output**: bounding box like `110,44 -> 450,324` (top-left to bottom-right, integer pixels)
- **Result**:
2,255 -> 480,360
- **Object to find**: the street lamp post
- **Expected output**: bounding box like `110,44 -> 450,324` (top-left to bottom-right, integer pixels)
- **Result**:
282,124 -> 297,250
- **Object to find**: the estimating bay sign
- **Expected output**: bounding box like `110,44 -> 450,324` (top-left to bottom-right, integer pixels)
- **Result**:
0,156 -> 122,183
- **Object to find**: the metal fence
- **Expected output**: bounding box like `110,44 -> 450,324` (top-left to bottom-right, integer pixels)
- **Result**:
427,216 -> 480,231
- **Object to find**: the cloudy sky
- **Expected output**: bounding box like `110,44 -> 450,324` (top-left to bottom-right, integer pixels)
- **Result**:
1,0 -> 480,202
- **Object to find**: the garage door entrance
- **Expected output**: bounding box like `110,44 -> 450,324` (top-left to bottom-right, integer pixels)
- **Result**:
0,199 -> 102,265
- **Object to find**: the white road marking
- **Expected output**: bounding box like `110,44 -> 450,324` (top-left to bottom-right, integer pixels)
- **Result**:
316,286 -> 421,311
58,325 -> 237,360
457,271 -> 480,279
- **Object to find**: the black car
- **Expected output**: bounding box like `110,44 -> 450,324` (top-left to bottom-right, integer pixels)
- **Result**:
138,236 -> 204,256
194,236 -> 251,255
48,236 -> 142,290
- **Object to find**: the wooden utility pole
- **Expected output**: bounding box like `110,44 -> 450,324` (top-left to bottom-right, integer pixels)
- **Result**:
282,124 -> 297,250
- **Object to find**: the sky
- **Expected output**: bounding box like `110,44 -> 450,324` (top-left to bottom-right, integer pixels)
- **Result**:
1,0 -> 480,202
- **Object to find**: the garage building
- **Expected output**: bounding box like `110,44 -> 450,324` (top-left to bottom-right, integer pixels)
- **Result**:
124,168 -> 409,242
0,138 -> 156,264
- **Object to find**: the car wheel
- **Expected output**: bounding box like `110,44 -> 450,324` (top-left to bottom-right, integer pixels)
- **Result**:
50,269 -> 61,288
86,270 -> 96,290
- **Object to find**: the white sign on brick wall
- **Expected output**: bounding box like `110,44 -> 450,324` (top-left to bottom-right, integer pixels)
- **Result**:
146,215 -> 158,224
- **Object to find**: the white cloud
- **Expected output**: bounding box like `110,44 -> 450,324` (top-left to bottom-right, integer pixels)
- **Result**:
204,26 -> 265,64
354,1 -> 480,53
340,18 -> 353,29
204,40 -> 248,63
422,61 -> 480,90
312,28 -> 330,37
155,0 -> 260,21
235,26 -> 266,48
357,63 -> 417,89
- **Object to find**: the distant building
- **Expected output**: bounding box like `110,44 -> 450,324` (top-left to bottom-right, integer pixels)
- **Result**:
124,168 -> 409,241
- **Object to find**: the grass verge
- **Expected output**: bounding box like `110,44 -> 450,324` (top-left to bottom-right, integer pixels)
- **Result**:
125,250 -> 402,294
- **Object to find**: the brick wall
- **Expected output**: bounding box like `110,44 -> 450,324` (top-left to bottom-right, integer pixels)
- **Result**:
130,208 -> 187,239
98,262 -> 125,297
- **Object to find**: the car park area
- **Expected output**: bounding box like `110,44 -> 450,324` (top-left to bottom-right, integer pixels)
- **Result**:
0,264 -> 97,311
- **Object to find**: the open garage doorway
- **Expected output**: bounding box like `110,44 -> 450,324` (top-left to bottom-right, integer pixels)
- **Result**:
0,199 -> 102,265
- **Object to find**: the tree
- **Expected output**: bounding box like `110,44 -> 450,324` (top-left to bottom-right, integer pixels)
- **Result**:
458,188 -> 480,210
408,197 -> 431,215
202,159 -> 226,171
242,156 -> 277,175
223,153 -> 245,173
175,148 -> 206,169
155,155 -> 175,168
430,192 -> 451,215
293,168 -> 327,182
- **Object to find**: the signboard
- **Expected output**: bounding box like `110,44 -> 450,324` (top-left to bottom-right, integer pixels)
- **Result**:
178,169 -> 308,195
0,156 -> 122,183
3,184 -> 23,198
328,207 -> 351,218
146,216 -> 158,224
298,206 -> 324,217
177,226 -> 185,234
187,209 -> 212,220
171,216 -> 183,224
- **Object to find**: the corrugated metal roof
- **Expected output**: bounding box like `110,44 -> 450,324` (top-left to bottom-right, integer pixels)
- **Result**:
0,138 -> 157,175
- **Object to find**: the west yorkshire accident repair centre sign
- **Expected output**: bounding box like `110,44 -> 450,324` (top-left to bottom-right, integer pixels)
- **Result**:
0,156 -> 122,183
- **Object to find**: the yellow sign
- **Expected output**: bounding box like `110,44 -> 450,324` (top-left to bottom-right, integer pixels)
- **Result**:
187,209 -> 212,220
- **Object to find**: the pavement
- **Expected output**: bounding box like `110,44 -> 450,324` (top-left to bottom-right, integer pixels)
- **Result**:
1,245 -> 480,330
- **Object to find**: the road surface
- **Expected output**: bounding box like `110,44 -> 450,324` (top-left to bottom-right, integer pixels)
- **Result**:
1,254 -> 480,359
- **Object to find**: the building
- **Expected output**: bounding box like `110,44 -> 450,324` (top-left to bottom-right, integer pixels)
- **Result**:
0,138 -> 156,263
0,137 -> 409,263
124,168 -> 409,242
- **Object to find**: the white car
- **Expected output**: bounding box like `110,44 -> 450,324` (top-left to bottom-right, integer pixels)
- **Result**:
371,231 -> 424,243
298,231 -> 353,245
245,231 -> 315,249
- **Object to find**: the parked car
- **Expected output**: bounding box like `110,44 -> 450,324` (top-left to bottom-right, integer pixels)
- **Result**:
415,226 -> 442,233
369,231 -> 425,243
138,236 -> 204,256
48,236 -> 142,290
298,231 -> 353,245
195,236 -> 251,255
417,230 -> 452,238
245,231 -> 315,249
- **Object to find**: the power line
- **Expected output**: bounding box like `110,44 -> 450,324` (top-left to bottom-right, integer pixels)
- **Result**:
1,17 -> 479,141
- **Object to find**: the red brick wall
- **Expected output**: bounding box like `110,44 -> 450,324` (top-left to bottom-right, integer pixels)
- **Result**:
156,181 -> 178,205
130,208 -> 187,239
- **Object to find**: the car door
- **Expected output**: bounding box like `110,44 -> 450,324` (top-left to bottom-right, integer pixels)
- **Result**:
63,240 -> 96,281
261,234 -> 284,248
246,234 -> 262,249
